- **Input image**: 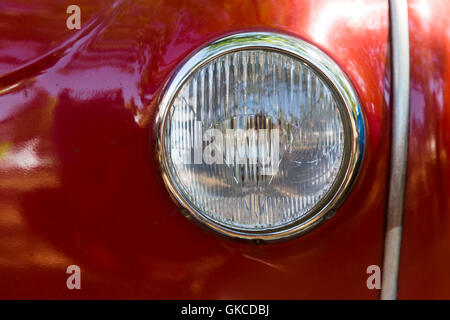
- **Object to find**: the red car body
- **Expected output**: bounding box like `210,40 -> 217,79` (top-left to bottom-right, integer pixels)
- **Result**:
0,0 -> 448,299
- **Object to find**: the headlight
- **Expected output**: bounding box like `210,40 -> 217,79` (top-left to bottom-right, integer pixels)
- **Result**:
156,32 -> 365,241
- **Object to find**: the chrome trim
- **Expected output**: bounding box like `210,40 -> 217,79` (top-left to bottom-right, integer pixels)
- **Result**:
381,0 -> 410,300
155,32 -> 366,241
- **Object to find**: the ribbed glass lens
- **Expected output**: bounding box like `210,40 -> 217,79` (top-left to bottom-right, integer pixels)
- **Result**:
163,49 -> 346,231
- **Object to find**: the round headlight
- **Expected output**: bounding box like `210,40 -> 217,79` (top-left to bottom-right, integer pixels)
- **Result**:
156,32 -> 364,241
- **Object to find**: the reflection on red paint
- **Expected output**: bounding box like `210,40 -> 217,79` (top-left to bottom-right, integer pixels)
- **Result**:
0,0 -> 389,299
398,0 -> 450,299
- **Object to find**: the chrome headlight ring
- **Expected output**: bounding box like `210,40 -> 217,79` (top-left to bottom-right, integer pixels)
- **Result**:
155,32 -> 365,242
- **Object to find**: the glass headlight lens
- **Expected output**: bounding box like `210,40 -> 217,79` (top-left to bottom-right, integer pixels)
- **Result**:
157,32 -> 364,241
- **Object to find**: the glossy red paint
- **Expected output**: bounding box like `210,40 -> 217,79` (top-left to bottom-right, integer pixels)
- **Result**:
0,0 -> 117,76
397,0 -> 450,299
0,0 -> 389,298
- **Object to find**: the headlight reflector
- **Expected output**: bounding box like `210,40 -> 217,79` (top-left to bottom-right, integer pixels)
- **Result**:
157,32 -> 364,241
